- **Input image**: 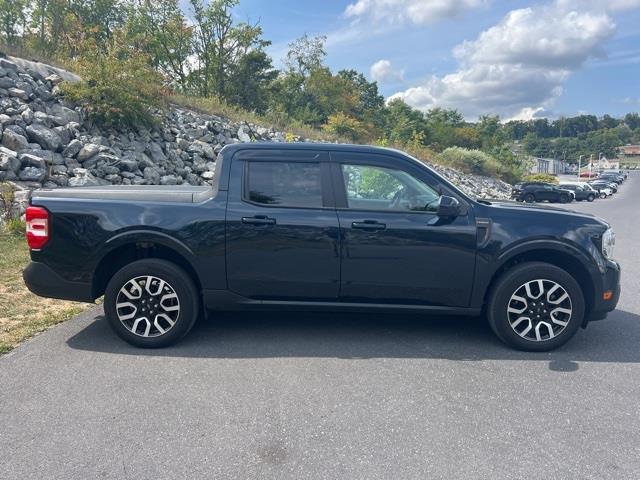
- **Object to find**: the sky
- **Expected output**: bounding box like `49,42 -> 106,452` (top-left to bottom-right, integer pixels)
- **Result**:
184,0 -> 640,121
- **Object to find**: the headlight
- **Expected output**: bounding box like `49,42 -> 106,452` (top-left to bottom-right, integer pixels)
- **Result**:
602,228 -> 615,259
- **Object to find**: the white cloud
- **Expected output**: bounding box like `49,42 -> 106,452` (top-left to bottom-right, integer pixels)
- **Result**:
389,1 -> 618,119
370,59 -> 404,84
577,0 -> 640,11
344,0 -> 488,25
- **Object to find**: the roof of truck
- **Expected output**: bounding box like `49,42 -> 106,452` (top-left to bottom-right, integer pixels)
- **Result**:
221,142 -> 405,155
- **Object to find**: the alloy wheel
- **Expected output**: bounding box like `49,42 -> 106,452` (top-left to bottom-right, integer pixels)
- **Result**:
506,279 -> 572,342
115,275 -> 180,337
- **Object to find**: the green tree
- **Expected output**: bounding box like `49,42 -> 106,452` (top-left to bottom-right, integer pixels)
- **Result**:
226,49 -> 277,113
189,0 -> 269,98
624,113 -> 640,130
284,33 -> 326,77
0,0 -> 27,47
127,0 -> 193,91
477,115 -> 504,149
382,99 -> 428,145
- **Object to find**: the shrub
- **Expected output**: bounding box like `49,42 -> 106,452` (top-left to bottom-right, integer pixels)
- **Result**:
5,218 -> 25,235
437,147 -> 500,177
61,33 -> 164,129
523,173 -> 559,184
0,182 -> 14,213
323,112 -> 367,142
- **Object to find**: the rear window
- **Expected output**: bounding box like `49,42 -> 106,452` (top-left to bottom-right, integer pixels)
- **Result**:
247,161 -> 323,208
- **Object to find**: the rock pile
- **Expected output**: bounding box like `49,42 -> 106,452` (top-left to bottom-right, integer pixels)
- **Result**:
0,54 -> 511,222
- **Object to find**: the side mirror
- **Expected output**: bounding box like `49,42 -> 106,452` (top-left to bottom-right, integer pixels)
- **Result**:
437,195 -> 462,218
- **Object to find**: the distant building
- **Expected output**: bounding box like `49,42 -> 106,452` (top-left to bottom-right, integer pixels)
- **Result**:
529,157 -> 566,175
619,145 -> 640,157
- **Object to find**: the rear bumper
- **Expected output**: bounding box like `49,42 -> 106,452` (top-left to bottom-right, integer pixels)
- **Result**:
23,262 -> 94,303
586,261 -> 621,323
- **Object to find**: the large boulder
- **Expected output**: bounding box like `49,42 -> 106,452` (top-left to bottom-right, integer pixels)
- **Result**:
48,104 -> 80,125
237,125 -> 251,143
2,130 -> 29,151
160,175 -> 179,185
77,143 -> 100,162
19,166 -> 47,182
147,142 -> 166,162
0,77 -> 15,89
18,153 -> 47,169
8,88 -> 29,101
143,166 -> 161,184
0,147 -> 20,173
26,124 -> 62,151
62,139 -> 83,158
69,168 -> 106,187
118,159 -> 139,172
0,58 -> 18,71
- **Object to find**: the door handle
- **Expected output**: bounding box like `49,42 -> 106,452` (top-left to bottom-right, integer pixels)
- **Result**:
352,220 -> 386,231
242,215 -> 276,226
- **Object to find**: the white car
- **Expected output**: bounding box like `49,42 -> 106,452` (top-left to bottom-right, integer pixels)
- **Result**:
562,181 -> 611,199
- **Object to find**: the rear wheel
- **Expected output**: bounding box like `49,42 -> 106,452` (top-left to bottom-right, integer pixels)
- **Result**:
487,262 -> 584,351
599,192 -> 607,199
104,259 -> 199,348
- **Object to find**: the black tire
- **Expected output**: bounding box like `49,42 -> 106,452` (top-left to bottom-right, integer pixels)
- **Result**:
587,194 -> 595,202
559,194 -> 570,203
599,192 -> 607,199
104,259 -> 199,348
524,193 -> 535,203
486,262 -> 584,351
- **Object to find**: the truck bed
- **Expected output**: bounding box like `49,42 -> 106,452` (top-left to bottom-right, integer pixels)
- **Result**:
31,185 -> 214,204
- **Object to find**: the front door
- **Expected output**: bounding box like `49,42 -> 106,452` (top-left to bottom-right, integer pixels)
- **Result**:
332,152 -> 477,307
225,149 -> 340,300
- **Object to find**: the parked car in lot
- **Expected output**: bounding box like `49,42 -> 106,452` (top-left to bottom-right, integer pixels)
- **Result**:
598,173 -> 624,185
602,169 -> 627,180
511,182 -> 574,203
590,180 -> 618,194
586,183 -> 613,199
23,143 -> 620,351
558,183 -> 597,202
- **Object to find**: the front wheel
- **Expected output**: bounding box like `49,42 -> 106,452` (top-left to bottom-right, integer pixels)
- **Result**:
559,194 -> 570,203
487,262 -> 584,351
600,192 -> 607,199
524,193 -> 535,203
587,194 -> 595,202
104,259 -> 200,348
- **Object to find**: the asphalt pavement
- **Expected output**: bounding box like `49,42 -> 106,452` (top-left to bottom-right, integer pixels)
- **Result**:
1,174 -> 639,479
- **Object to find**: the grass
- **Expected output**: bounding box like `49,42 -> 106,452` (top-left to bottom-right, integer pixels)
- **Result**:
0,232 -> 91,355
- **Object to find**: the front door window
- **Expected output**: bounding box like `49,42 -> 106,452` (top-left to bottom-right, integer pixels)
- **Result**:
341,164 -> 440,213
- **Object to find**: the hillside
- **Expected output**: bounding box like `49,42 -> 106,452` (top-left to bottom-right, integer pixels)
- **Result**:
0,55 -> 511,221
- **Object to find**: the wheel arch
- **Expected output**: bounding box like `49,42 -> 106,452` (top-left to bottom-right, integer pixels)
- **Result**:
92,232 -> 202,300
483,245 -> 596,320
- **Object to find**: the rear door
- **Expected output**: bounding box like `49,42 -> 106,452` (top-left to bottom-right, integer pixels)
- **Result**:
225,149 -> 340,300
331,151 -> 477,307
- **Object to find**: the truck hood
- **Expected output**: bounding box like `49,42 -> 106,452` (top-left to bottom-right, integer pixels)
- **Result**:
479,199 -> 607,225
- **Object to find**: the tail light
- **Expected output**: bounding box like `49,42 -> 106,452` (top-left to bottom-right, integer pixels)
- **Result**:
26,206 -> 50,250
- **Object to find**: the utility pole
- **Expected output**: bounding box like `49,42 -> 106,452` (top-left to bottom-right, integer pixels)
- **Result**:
599,152 -> 603,173
578,155 -> 583,178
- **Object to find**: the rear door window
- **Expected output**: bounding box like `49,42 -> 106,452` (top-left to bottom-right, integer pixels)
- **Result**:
246,161 -> 323,208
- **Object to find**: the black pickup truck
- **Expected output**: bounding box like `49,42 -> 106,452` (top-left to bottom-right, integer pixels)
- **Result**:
23,143 -> 620,351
